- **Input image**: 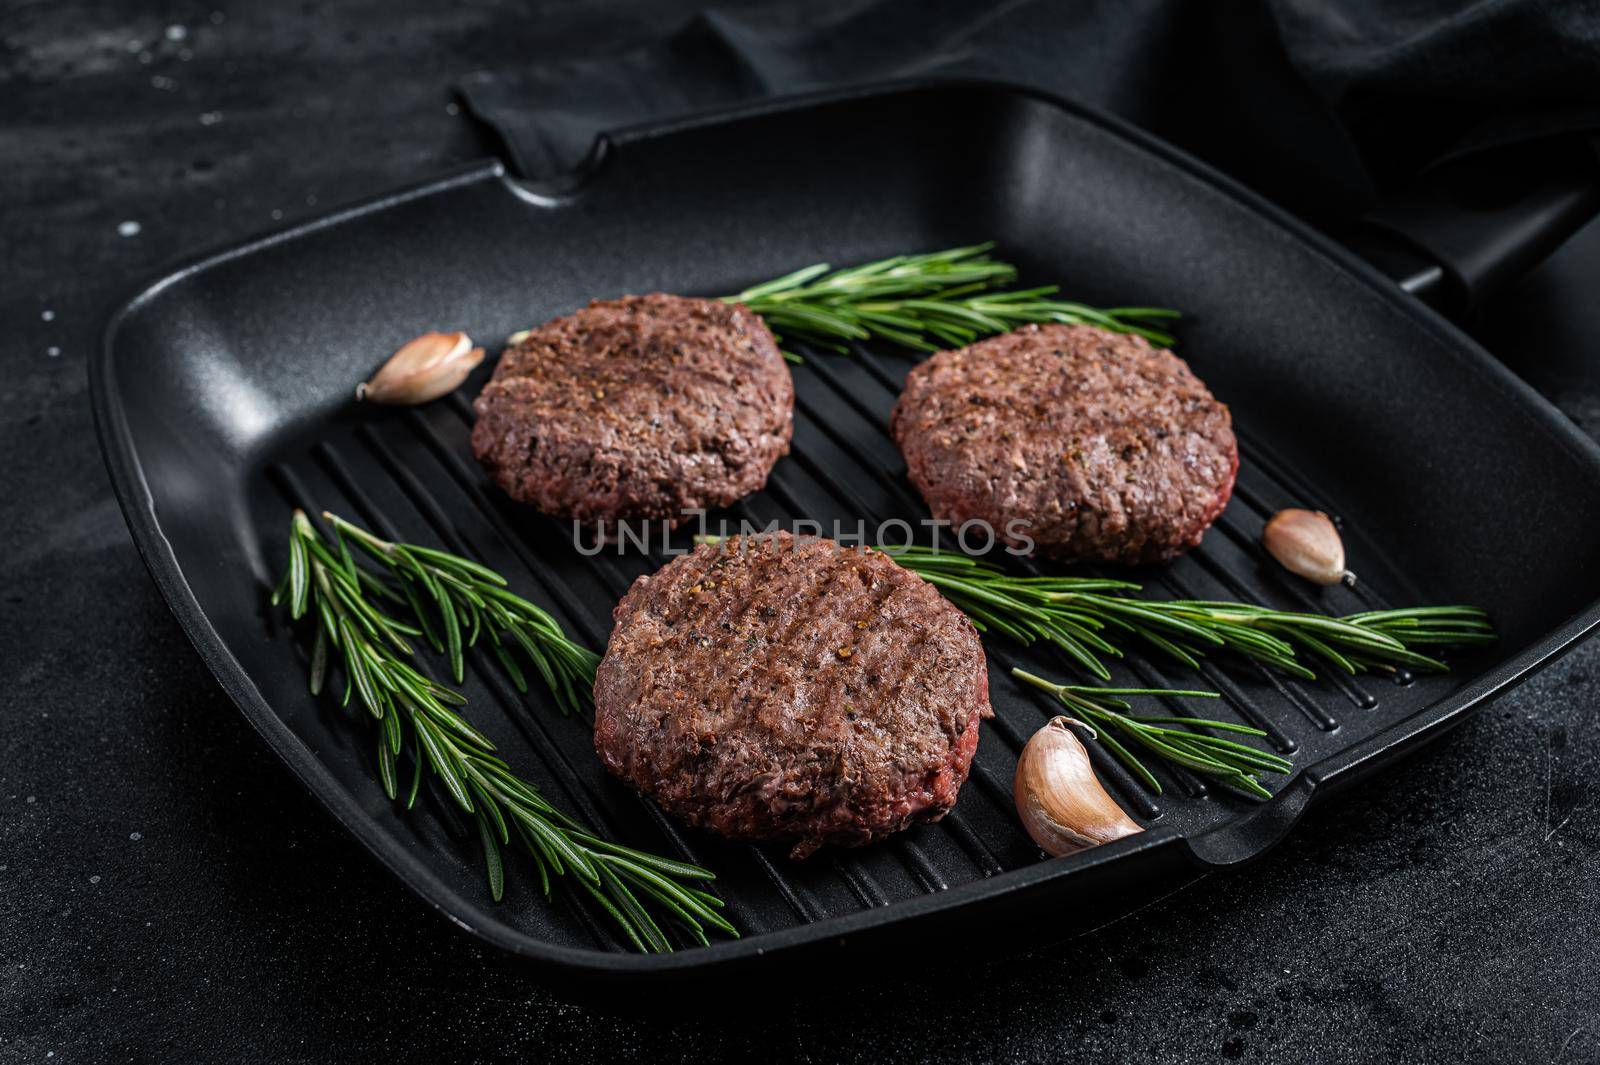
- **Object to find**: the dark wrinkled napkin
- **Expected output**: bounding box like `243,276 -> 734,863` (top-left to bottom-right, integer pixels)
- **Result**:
456,0 -> 1600,225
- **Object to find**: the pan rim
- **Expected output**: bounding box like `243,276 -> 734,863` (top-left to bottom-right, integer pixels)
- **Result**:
89,75 -> 1600,976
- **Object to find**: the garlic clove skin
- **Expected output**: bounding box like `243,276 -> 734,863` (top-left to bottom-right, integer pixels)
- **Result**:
356,331 -> 485,405
1015,716 -> 1143,857
1262,508 -> 1348,586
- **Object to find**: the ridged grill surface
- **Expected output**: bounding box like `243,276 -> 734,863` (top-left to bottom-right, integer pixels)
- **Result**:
252,337 -> 1457,955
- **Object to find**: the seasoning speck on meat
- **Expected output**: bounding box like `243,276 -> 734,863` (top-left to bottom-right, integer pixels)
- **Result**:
891,323 -> 1237,564
593,533 -> 992,859
472,294 -> 793,527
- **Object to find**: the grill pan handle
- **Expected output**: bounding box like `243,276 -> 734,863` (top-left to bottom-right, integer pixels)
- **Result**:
1339,134 -> 1600,316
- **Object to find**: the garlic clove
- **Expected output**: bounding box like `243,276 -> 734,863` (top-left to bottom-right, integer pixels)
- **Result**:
1015,716 -> 1143,857
356,331 -> 484,405
1262,508 -> 1349,586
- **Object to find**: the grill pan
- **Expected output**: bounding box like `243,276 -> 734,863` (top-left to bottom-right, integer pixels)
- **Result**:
91,80 -> 1600,985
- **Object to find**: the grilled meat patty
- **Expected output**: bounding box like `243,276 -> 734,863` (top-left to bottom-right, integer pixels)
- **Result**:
593,533 -> 992,859
891,324 -> 1237,565
471,294 -> 793,527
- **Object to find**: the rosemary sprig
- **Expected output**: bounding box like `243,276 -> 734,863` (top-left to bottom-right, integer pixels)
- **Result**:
889,548 -> 1496,682
1012,669 -> 1293,799
724,243 -> 1180,359
272,511 -> 734,952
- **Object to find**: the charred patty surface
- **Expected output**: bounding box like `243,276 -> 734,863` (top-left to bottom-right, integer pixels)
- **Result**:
891,324 -> 1237,565
471,294 -> 793,526
593,534 -> 992,859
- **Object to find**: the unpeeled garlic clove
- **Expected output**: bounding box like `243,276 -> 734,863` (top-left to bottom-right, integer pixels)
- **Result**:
356,331 -> 485,405
1015,716 -> 1143,857
1262,508 -> 1350,585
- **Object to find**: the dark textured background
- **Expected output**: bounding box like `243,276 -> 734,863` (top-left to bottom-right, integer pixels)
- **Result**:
3,2 -> 1599,1062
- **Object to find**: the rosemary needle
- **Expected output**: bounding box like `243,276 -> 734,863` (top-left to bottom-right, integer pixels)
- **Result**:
272,510 -> 734,952
725,244 -> 1180,360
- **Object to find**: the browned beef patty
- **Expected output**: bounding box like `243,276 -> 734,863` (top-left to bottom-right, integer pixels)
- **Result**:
890,324 -> 1237,565
471,294 -> 793,526
593,533 -> 992,859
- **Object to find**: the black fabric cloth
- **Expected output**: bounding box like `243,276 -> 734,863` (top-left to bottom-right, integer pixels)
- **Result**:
457,0 -> 1600,225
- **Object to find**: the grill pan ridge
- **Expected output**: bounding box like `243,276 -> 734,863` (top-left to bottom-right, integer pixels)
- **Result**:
91,80 -> 1600,982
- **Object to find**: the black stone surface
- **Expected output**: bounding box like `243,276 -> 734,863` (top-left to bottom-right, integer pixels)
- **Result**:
3,3 -> 1597,1062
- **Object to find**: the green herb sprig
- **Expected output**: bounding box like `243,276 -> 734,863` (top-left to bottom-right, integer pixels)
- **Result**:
274,510 -> 734,952
724,243 -> 1180,360
889,548 -> 1496,682
1011,669 -> 1292,799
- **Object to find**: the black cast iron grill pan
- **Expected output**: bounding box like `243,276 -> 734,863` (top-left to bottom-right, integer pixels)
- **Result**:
91,81 -> 1600,983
